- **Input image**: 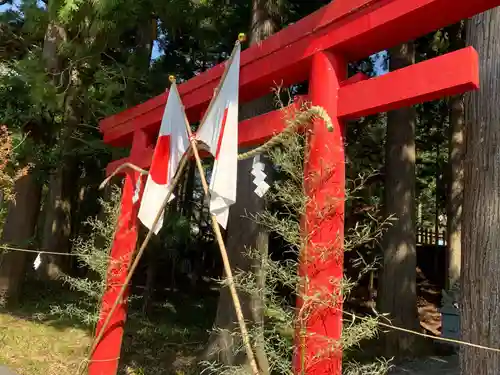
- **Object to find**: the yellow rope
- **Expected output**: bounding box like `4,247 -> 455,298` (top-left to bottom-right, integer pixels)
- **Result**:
237,105 -> 333,160
99,162 -> 148,190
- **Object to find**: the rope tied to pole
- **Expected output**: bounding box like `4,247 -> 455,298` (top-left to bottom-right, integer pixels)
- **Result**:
238,105 -> 333,160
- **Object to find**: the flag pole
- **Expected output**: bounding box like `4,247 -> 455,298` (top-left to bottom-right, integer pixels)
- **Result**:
196,38 -> 241,135
80,152 -> 191,375
178,76 -> 261,375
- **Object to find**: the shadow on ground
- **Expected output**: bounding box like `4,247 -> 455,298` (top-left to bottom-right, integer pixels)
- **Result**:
0,280 -> 217,374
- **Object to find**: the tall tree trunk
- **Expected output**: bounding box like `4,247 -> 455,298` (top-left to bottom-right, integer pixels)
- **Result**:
125,17 -> 156,106
378,42 -> 420,357
39,161 -> 78,279
42,20 -> 66,76
250,0 -> 280,42
40,72 -> 82,279
446,94 -> 464,289
0,173 -> 42,306
37,17 -> 73,280
446,22 -> 465,290
203,1 -> 281,373
461,9 -> 500,374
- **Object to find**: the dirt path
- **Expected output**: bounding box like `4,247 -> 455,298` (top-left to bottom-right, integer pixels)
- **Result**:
389,356 -> 458,375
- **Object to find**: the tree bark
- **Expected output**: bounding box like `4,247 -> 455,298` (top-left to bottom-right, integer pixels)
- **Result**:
42,20 -> 67,83
461,9 -> 500,374
39,162 -> 78,279
446,22 -> 466,291
37,17 -> 74,280
40,81 -> 82,279
124,17 -> 156,106
203,2 -> 281,372
250,0 -> 281,43
446,94 -> 464,289
41,82 -> 82,280
0,173 -> 42,306
378,42 -> 420,357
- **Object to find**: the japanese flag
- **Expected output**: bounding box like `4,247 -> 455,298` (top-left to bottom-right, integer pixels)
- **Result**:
138,82 -> 189,234
195,42 -> 241,229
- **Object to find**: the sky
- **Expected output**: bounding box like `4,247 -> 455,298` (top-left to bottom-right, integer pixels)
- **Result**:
373,51 -> 388,76
151,41 -> 161,61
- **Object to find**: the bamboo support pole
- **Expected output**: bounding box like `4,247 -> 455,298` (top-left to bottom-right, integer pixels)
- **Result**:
184,115 -> 260,375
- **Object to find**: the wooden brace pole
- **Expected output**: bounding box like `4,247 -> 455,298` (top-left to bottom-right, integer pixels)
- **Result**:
183,115 -> 261,375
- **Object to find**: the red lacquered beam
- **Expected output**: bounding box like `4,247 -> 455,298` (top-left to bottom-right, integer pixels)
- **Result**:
99,0 -> 500,146
338,47 -> 479,119
104,47 -> 479,176
105,99 -> 305,176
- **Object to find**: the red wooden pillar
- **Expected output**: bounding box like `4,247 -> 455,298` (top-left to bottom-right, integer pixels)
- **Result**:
295,51 -> 346,375
89,130 -> 148,375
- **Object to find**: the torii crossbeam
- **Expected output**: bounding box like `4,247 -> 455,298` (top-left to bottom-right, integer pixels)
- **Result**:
93,0 -> 500,374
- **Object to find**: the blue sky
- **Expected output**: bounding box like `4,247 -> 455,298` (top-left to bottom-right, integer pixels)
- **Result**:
151,41 -> 161,61
373,51 -> 388,76
0,0 -> 22,11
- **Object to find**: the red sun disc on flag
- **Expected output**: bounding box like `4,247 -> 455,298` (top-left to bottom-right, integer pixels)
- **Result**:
149,135 -> 170,185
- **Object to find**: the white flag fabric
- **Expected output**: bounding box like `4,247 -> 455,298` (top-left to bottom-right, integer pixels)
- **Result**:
195,42 -> 241,229
138,82 -> 189,234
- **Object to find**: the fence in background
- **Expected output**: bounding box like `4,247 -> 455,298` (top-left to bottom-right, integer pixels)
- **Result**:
417,227 -> 447,246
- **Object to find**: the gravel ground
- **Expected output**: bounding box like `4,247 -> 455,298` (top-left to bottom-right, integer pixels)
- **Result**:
389,355 -> 458,375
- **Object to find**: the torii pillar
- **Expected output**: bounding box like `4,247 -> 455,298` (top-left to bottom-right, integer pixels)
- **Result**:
295,51 -> 346,373
88,131 -> 147,375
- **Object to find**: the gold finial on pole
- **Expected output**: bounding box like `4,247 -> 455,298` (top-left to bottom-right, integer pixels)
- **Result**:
238,33 -> 247,43
168,75 -> 176,83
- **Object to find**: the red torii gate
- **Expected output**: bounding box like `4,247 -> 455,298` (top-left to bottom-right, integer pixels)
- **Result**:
93,0 -> 499,374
